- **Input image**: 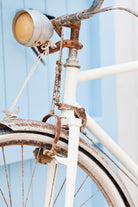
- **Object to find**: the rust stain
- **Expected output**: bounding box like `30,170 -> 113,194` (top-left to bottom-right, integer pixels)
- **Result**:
42,114 -> 61,157
37,40 -> 83,55
56,103 -> 87,132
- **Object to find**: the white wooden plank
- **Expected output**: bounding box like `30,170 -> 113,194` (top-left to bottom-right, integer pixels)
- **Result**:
115,0 -> 138,205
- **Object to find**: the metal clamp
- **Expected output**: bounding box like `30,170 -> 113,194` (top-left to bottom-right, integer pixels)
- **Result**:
56,103 -> 87,132
42,114 -> 61,157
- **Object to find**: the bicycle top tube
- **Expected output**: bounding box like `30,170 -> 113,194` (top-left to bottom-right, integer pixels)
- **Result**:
53,6 -> 138,36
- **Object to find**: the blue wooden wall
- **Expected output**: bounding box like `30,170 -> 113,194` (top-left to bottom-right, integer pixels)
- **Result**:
0,0 -> 117,206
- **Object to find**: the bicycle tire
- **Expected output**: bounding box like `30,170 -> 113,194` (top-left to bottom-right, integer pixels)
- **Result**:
0,118 -> 134,207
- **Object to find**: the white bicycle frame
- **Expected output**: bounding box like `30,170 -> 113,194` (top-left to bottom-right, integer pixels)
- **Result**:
44,58 -> 138,207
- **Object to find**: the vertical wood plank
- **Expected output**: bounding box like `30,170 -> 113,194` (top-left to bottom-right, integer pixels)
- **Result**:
9,162 -> 22,206
98,0 -> 117,140
53,164 -> 66,206
1,0 -> 29,119
9,159 -> 33,206
31,159 -> 48,207
0,164 -> 10,206
46,0 -> 67,17
0,0 -> 6,119
115,0 -> 138,205
0,145 -> 35,166
23,0 -> 49,120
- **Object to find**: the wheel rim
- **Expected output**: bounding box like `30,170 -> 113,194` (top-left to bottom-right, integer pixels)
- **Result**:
0,128 -> 133,206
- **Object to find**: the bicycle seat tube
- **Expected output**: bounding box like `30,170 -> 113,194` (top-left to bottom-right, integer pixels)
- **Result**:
60,22 -> 83,207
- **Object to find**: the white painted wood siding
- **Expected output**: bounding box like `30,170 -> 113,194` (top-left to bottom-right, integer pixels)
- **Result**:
115,0 -> 138,205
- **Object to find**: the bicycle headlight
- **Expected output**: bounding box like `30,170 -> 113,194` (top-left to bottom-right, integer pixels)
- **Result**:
12,9 -> 54,47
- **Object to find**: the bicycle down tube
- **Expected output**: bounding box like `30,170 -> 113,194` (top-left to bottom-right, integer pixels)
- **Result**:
77,61 -> 138,180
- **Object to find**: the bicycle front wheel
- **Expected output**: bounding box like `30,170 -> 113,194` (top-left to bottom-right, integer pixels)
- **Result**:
0,118 -> 134,207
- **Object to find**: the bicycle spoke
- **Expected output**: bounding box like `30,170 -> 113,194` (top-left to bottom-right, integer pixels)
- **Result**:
52,178 -> 66,207
80,189 -> 100,207
24,148 -> 40,207
21,145 -> 24,207
53,174 -> 90,206
83,132 -> 138,187
2,147 -> 12,207
48,164 -> 58,207
0,188 -> 9,207
74,175 -> 89,198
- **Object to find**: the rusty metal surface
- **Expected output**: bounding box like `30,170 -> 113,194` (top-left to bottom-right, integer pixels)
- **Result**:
33,148 -> 54,164
76,6 -> 138,21
50,68 -> 61,114
61,22 -> 81,69
51,0 -> 104,30
56,103 -> 87,132
54,6 -> 138,27
56,64 -> 62,103
52,19 -> 81,37
68,23 -> 81,65
0,118 -> 120,166
51,1 -> 138,39
0,118 -> 65,135
46,29 -> 64,115
90,0 -> 104,11
42,114 -> 61,156
38,40 -> 83,54
0,118 -> 111,166
0,118 -> 101,157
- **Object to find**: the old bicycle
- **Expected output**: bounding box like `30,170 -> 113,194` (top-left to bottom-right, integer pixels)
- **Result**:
0,0 -> 138,206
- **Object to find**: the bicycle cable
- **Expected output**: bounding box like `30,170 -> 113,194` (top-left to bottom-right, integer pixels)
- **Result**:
2,53 -> 44,118
50,27 -> 64,114
2,39 -> 58,118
